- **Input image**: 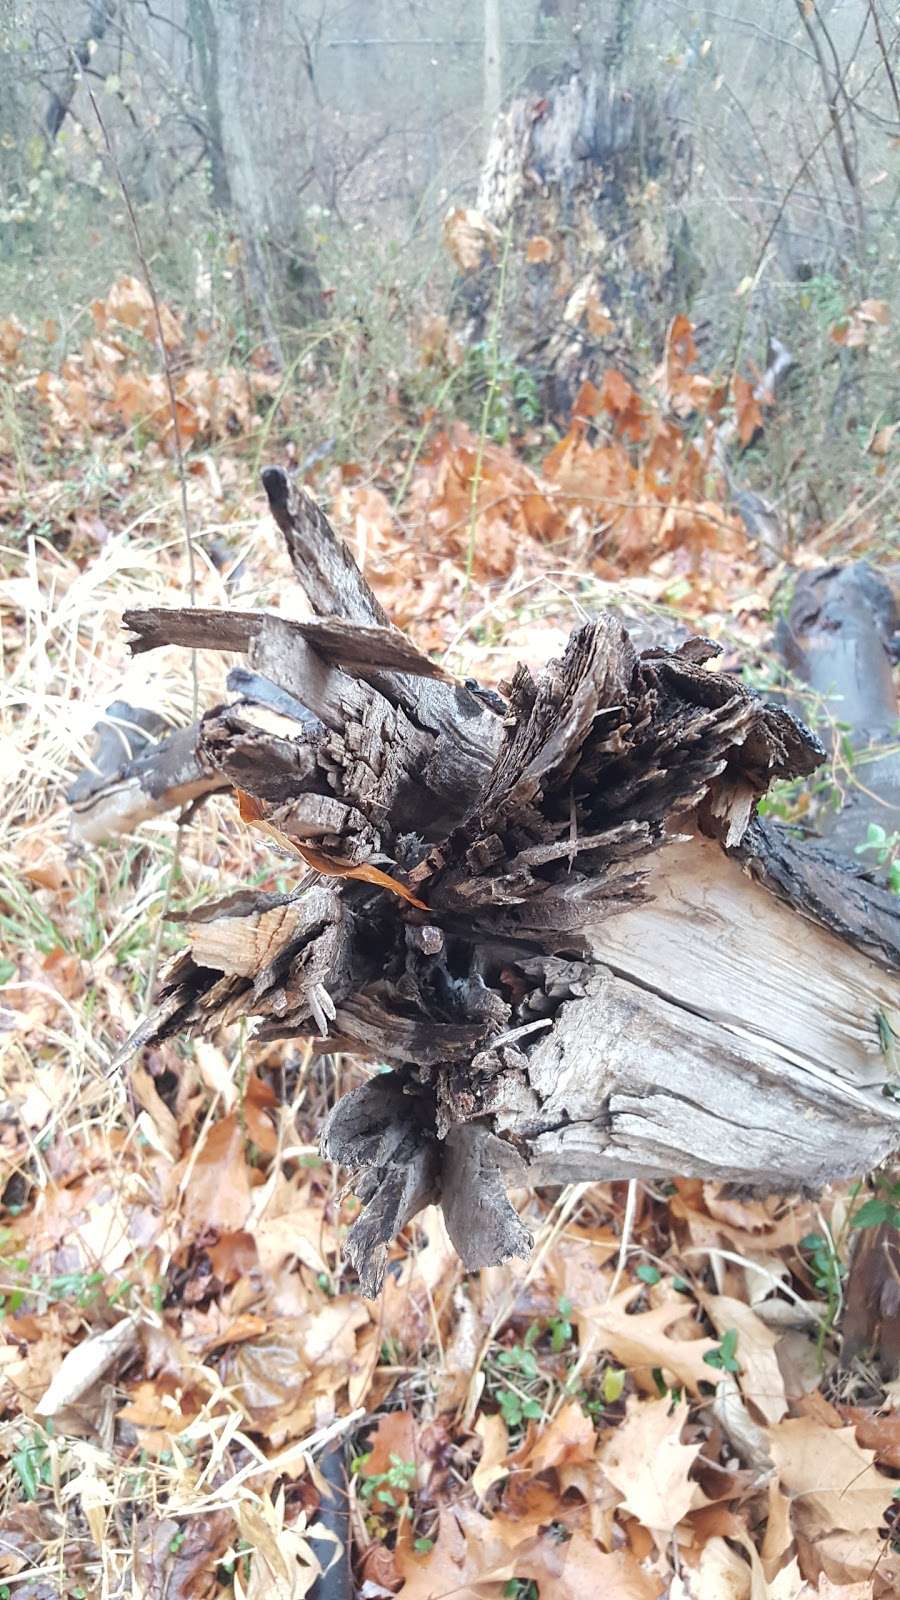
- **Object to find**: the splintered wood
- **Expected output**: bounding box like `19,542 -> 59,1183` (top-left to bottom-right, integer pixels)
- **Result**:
70,469 -> 900,1294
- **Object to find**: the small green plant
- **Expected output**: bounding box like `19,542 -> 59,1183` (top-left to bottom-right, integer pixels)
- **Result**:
800,1229 -> 846,1358
460,341 -> 541,445
546,1295 -> 574,1353
849,1174 -> 900,1232
12,1424 -> 53,1500
352,1450 -> 418,1538
703,1328 -> 740,1374
855,823 -> 900,894
503,1582 -> 538,1600
495,1342 -> 544,1428
635,1263 -> 662,1286
486,1298 -> 578,1430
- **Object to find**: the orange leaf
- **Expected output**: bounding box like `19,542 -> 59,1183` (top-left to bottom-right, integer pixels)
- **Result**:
526,234 -> 554,264
236,790 -> 429,909
599,368 -> 647,441
733,375 -> 764,446
571,378 -> 601,433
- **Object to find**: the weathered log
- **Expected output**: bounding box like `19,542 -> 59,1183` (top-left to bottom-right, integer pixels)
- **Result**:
772,561 -> 900,1374
70,475 -> 900,1297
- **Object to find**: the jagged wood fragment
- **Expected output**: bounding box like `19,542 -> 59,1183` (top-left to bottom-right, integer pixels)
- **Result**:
68,701 -> 225,846
258,468 -> 501,793
123,605 -> 452,681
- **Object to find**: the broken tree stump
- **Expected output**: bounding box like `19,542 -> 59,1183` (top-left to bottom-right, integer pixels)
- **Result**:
71,470 -> 900,1295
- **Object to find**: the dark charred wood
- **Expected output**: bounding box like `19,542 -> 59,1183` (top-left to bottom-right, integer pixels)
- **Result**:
68,701 -> 225,846
733,818 -> 900,970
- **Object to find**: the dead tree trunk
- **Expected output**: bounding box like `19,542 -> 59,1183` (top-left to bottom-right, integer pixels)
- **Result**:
70,472 -> 900,1296
454,68 -> 698,419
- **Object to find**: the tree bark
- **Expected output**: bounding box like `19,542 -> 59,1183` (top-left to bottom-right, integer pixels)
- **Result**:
208,0 -> 323,355
68,702 -> 226,847
45,0 -> 119,142
186,0 -> 232,210
72,474 -> 900,1296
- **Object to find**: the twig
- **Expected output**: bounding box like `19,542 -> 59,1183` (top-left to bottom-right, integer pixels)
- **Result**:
866,0 -> 900,124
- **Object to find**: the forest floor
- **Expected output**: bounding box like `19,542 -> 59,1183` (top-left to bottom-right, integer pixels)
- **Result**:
1,277 -> 899,1600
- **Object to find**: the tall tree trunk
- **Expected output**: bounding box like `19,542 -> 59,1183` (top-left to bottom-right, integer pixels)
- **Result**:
187,0 -> 232,211
483,0 -> 503,136
455,52 -> 699,420
208,0 -> 323,357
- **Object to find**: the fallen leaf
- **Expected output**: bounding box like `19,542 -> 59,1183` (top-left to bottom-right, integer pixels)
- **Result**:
734,376 -> 764,445
839,1404 -> 900,1470
600,1394 -> 704,1533
234,1496 -> 326,1599
37,1316 -> 137,1417
236,790 -> 429,909
687,1535 -> 752,1599
442,207 -> 500,272
703,1294 -> 788,1424
768,1417 -> 894,1536
179,1112 -> 253,1234
526,234 -> 554,264
134,1511 -> 234,1600
523,1399 -> 595,1472
585,1285 -> 718,1392
363,1410 -> 418,1477
472,1412 -> 509,1498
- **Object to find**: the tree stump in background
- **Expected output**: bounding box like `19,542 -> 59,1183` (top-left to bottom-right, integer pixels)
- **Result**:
453,69 -> 699,420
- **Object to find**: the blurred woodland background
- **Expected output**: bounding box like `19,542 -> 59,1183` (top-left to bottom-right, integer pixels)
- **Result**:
2,0 -> 899,525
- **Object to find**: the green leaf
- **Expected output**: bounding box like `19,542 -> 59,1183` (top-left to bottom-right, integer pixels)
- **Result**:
12,1442 -> 40,1501
856,823 -> 887,859
414,1537 -> 434,1554
522,1398 -> 542,1420
498,1389 -> 522,1427
635,1264 -> 661,1285
800,1232 -> 826,1252
850,1197 -> 893,1230
704,1328 -> 740,1374
602,1366 -> 626,1404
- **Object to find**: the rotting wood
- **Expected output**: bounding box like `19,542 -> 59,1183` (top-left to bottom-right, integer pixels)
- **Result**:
69,474 -> 900,1296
